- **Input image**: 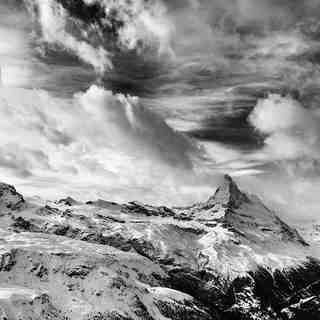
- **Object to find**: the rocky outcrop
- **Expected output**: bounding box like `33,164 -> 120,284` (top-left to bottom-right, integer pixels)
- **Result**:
207,174 -> 250,209
56,197 -> 80,206
0,177 -> 319,319
0,183 -> 24,213
0,288 -> 64,320
188,175 -> 307,246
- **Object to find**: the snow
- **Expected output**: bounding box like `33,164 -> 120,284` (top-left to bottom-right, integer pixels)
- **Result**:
149,287 -> 194,303
0,287 -> 40,300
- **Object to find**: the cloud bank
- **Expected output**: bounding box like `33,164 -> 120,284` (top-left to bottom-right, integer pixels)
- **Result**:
0,85 -> 214,204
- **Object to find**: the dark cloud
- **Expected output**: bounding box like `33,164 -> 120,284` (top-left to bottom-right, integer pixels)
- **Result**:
185,99 -> 263,150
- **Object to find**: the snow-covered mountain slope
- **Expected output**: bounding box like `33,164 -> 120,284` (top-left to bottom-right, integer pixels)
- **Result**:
294,221 -> 320,248
188,175 -> 306,246
0,176 -> 319,319
177,175 -> 309,274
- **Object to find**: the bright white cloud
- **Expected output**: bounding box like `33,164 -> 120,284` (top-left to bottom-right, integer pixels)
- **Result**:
0,85 -> 216,205
245,94 -> 320,221
75,85 -> 200,169
250,94 -> 320,163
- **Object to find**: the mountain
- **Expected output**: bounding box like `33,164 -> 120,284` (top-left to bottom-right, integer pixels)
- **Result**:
0,176 -> 319,319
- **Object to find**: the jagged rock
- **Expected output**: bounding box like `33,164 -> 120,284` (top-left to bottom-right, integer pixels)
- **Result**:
84,311 -> 132,320
64,262 -> 94,279
123,201 -> 175,217
0,289 -> 64,320
0,182 -> 24,213
87,199 -> 121,209
281,296 -> 320,320
0,251 -> 15,271
30,263 -> 48,279
11,216 -> 42,233
36,205 -> 61,216
224,276 -> 277,320
57,196 -> 80,206
208,174 -> 250,209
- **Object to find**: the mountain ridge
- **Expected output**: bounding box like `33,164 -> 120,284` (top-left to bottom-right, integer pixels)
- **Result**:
0,177 -> 318,319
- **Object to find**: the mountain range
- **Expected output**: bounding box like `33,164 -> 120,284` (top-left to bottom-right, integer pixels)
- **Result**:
0,176 -> 319,320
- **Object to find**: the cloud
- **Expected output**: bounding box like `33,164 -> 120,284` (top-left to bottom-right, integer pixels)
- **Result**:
24,0 -> 174,73
0,85 -> 216,205
0,145 -> 50,178
0,1 -> 35,87
19,0 -> 320,99
24,0 -> 112,72
249,94 -> 320,165
242,94 -> 320,220
75,85 -> 200,169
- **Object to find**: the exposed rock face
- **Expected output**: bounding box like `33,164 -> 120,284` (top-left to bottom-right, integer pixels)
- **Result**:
0,176 -> 319,319
56,197 -> 80,206
0,183 -> 25,213
208,174 -> 250,208
189,175 -> 307,247
0,288 -> 63,320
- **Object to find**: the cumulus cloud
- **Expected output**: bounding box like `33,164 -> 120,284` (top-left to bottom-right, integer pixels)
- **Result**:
249,94 -> 320,167
221,94 -> 320,221
0,85 -> 215,204
75,85 -> 200,169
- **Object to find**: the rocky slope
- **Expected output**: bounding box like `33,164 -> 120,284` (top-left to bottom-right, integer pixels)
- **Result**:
0,176 -> 319,319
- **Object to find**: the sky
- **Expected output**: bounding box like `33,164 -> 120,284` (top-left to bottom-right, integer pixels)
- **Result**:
0,0 -> 320,221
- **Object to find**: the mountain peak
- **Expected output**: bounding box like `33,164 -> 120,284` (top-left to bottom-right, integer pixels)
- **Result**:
207,174 -> 249,208
190,175 -> 308,248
